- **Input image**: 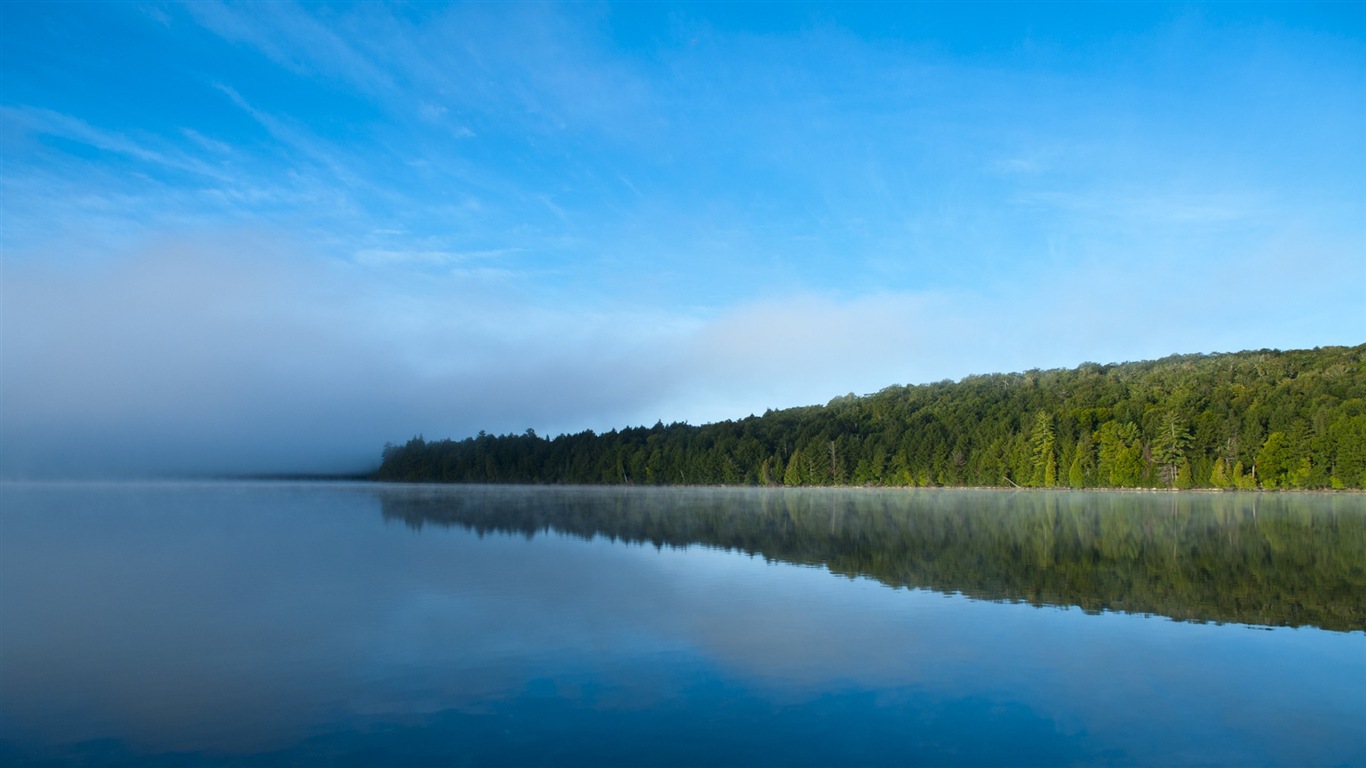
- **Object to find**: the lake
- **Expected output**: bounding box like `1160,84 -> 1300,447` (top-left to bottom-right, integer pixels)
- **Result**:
1,482 -> 1362,766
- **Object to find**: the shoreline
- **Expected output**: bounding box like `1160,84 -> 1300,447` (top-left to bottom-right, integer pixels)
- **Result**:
363,480 -> 1366,495
5,476 -> 1359,494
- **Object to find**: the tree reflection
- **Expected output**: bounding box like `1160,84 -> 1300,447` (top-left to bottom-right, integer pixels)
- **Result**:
379,488 -> 1365,632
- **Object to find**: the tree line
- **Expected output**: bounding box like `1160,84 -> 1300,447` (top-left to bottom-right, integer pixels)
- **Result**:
376,344 -> 1366,490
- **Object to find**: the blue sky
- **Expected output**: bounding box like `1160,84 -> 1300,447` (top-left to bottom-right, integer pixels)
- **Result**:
2,2 -> 1364,476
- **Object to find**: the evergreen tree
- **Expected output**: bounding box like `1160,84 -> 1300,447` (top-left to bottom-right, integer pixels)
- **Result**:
1175,461 -> 1194,489
1097,421 -> 1144,487
759,456 -> 777,486
1209,458 -> 1230,489
1289,457 -> 1313,489
783,450 -> 805,486
1153,412 -> 1191,489
1068,453 -> 1085,488
1258,432 -> 1290,489
1030,412 -> 1057,487
1329,415 -> 1366,488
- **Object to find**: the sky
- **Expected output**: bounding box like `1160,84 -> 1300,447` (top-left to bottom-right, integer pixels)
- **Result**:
2,1 -> 1364,477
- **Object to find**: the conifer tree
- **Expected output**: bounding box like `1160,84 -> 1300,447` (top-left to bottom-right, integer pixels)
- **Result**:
1209,458 -> 1230,489
1068,454 -> 1085,488
1153,412 -> 1191,489
1175,461 -> 1193,489
1030,412 -> 1057,487
783,450 -> 806,486
1257,432 -> 1290,489
1097,421 -> 1143,487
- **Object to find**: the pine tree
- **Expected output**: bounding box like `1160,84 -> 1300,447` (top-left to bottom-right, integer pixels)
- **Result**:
1175,461 -> 1193,489
1153,412 -> 1191,489
783,450 -> 804,486
1030,412 -> 1056,487
1257,432 -> 1290,489
759,456 -> 776,486
1209,458 -> 1230,489
1068,454 -> 1085,488
1289,457 -> 1312,489
1097,421 -> 1143,487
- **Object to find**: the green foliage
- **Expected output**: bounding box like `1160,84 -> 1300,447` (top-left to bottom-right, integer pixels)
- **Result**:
1152,412 -> 1192,488
1258,432 -> 1290,489
1175,461 -> 1194,489
1067,453 -> 1085,489
1096,421 -> 1144,487
783,449 -> 806,487
1209,458 -> 1230,489
1329,414 -> 1366,488
1030,412 -> 1057,487
376,344 -> 1366,490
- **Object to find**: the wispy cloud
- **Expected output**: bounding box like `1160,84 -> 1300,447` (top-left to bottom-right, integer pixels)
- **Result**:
210,83 -> 366,191
1017,188 -> 1261,226
351,247 -> 522,270
180,127 -> 233,155
2,106 -> 230,182
185,1 -> 396,94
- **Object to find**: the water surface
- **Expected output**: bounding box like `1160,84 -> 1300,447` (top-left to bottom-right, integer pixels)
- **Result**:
1,483 -> 1362,765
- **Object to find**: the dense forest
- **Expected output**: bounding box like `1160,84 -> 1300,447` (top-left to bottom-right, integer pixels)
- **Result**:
377,344 -> 1366,490
380,486 -> 1366,631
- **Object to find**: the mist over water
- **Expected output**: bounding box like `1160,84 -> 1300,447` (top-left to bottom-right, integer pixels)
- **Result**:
2,483 -> 1362,766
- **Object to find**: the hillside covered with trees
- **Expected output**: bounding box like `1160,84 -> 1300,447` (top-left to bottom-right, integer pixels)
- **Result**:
376,344 -> 1366,490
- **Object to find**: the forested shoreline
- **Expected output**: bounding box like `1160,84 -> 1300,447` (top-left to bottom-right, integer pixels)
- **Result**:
376,344 -> 1366,490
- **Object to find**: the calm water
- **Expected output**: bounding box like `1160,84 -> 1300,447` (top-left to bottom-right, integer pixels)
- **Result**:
1,483 -> 1362,766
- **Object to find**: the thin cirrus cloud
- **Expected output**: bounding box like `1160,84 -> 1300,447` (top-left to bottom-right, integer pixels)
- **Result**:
1,2 -> 1362,477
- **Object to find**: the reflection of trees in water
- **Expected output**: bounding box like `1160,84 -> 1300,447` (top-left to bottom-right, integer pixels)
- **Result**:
379,488 -> 1366,633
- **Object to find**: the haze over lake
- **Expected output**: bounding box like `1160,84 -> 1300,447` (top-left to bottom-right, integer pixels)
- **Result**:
2,482 -> 1362,766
